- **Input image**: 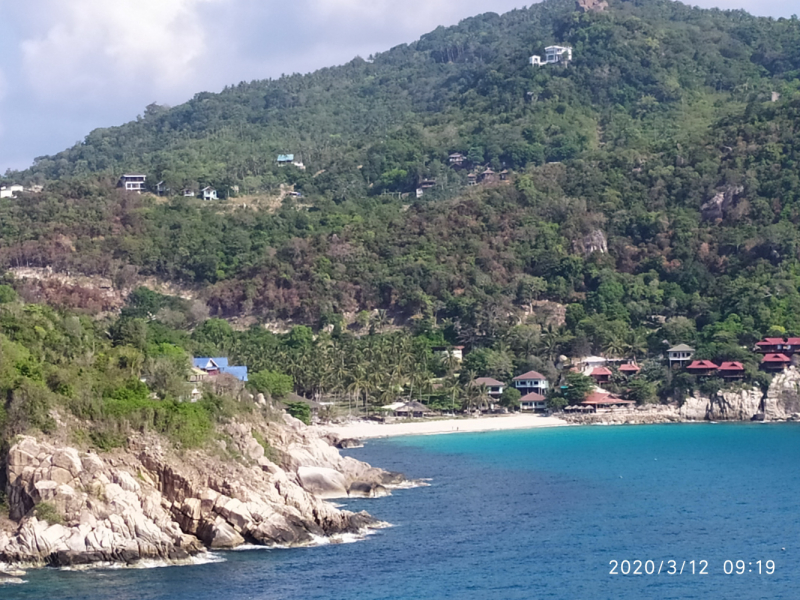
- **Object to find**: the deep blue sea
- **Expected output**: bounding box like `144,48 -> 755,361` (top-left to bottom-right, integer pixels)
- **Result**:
3,423 -> 798,600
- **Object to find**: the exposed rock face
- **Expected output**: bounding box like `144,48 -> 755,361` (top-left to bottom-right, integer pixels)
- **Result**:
701,185 -> 745,221
1,415 -> 399,567
573,229 -> 608,256
577,0 -> 608,12
680,388 -> 763,420
764,367 -> 800,420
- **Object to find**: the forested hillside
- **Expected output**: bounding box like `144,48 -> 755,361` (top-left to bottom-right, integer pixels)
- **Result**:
2,0 -> 800,368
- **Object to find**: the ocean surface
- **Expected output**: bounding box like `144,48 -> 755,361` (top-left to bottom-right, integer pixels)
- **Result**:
3,423 -> 798,600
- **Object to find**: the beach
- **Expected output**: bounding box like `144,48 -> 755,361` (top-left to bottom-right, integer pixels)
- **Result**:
320,413 -> 568,440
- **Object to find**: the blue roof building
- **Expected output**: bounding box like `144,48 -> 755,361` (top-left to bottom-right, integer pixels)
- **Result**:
277,154 -> 294,163
192,357 -> 247,382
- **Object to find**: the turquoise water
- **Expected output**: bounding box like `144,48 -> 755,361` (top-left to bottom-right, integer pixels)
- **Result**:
3,423 -> 798,599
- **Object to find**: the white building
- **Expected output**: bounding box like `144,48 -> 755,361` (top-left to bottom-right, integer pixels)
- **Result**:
531,45 -> 573,67
667,344 -> 694,368
512,370 -> 549,395
0,185 -> 24,198
117,174 -> 146,193
201,186 -> 218,200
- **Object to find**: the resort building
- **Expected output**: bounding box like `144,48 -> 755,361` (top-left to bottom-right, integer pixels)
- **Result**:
201,186 -> 218,200
512,370 -> 549,395
667,344 -> 694,368
754,337 -> 800,355
530,45 -> 573,66
589,367 -> 612,384
685,360 -> 718,376
117,174 -> 146,193
618,363 -> 640,377
761,353 -> 791,372
718,362 -> 745,380
578,356 -> 607,376
192,357 -> 248,382
0,184 -> 24,198
432,346 -> 464,362
519,392 -> 547,412
471,377 -> 505,399
579,391 -> 635,413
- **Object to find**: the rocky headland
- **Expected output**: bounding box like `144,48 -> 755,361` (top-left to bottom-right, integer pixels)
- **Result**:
563,366 -> 800,425
0,414 -> 401,569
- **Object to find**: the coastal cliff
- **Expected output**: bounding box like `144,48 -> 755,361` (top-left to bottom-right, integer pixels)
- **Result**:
0,414 -> 398,567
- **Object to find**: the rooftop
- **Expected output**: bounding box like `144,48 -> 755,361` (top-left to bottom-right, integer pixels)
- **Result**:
668,344 -> 695,352
686,360 -> 719,370
520,392 -> 546,402
513,370 -> 546,381
472,377 -> 505,387
762,353 -> 791,363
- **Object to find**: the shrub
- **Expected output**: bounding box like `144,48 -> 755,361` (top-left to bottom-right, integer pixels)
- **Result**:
285,401 -> 311,425
250,370 -> 293,399
35,502 -> 64,524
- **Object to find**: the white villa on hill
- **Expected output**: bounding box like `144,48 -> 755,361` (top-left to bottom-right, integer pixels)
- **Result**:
530,45 -> 573,66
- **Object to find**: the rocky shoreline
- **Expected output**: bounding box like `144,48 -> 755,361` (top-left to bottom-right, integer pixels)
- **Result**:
0,414 -> 402,569
563,366 -> 800,425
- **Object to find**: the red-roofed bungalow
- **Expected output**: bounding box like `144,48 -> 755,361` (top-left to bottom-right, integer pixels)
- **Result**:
755,338 -> 787,354
581,392 -> 636,412
589,367 -> 613,384
717,362 -> 745,379
519,392 -> 547,412
761,353 -> 791,372
686,360 -> 719,376
618,363 -> 640,377
785,338 -> 800,353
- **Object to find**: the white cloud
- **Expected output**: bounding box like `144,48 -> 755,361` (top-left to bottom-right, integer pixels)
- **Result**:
20,0 -> 222,106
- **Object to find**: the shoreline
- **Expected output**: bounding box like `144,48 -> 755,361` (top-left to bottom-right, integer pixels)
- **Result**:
320,414 -> 569,440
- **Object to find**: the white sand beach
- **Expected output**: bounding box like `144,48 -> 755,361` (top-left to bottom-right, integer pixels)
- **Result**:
321,413 -> 568,440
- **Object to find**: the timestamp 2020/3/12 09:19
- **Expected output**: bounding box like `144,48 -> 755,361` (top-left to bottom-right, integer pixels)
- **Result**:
608,559 -> 776,575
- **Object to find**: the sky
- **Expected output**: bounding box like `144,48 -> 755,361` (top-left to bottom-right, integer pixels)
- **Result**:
0,0 -> 796,174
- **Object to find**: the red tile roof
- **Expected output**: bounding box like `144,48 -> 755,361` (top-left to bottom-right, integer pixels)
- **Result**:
590,367 -> 613,376
581,392 -> 635,406
786,338 -> 800,345
686,360 -> 719,370
756,338 -> 786,346
520,392 -> 546,402
513,370 -> 546,381
718,361 -> 744,371
762,353 -> 791,363
619,363 -> 640,372
472,377 -> 505,387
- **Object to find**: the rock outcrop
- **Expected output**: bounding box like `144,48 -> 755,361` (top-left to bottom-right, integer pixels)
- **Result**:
577,0 -> 608,12
0,414 -> 399,567
680,388 -> 763,421
764,367 -> 800,420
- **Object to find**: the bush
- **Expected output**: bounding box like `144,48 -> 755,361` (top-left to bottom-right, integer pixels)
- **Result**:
34,502 -> 64,524
500,387 -> 521,409
250,370 -> 293,399
285,401 -> 311,425
0,284 -> 17,304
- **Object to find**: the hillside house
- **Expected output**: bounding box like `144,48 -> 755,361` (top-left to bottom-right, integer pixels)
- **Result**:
531,46 -> 573,66
668,344 -> 694,368
117,174 -> 146,193
718,362 -> 745,380
192,357 -> 248,382
449,153 -> 466,165
519,392 -> 547,412
618,363 -> 640,377
512,370 -> 549,395
201,186 -> 218,200
478,168 -> 498,184
156,181 -> 169,196
755,337 -> 800,355
471,377 -> 505,399
277,154 -> 294,165
589,367 -> 612,384
183,189 -> 195,197
432,346 -> 464,362
467,173 -> 478,186
578,356 -> 607,376
0,184 -> 24,198
761,353 -> 791,372
686,360 -> 718,376
499,170 -> 509,181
